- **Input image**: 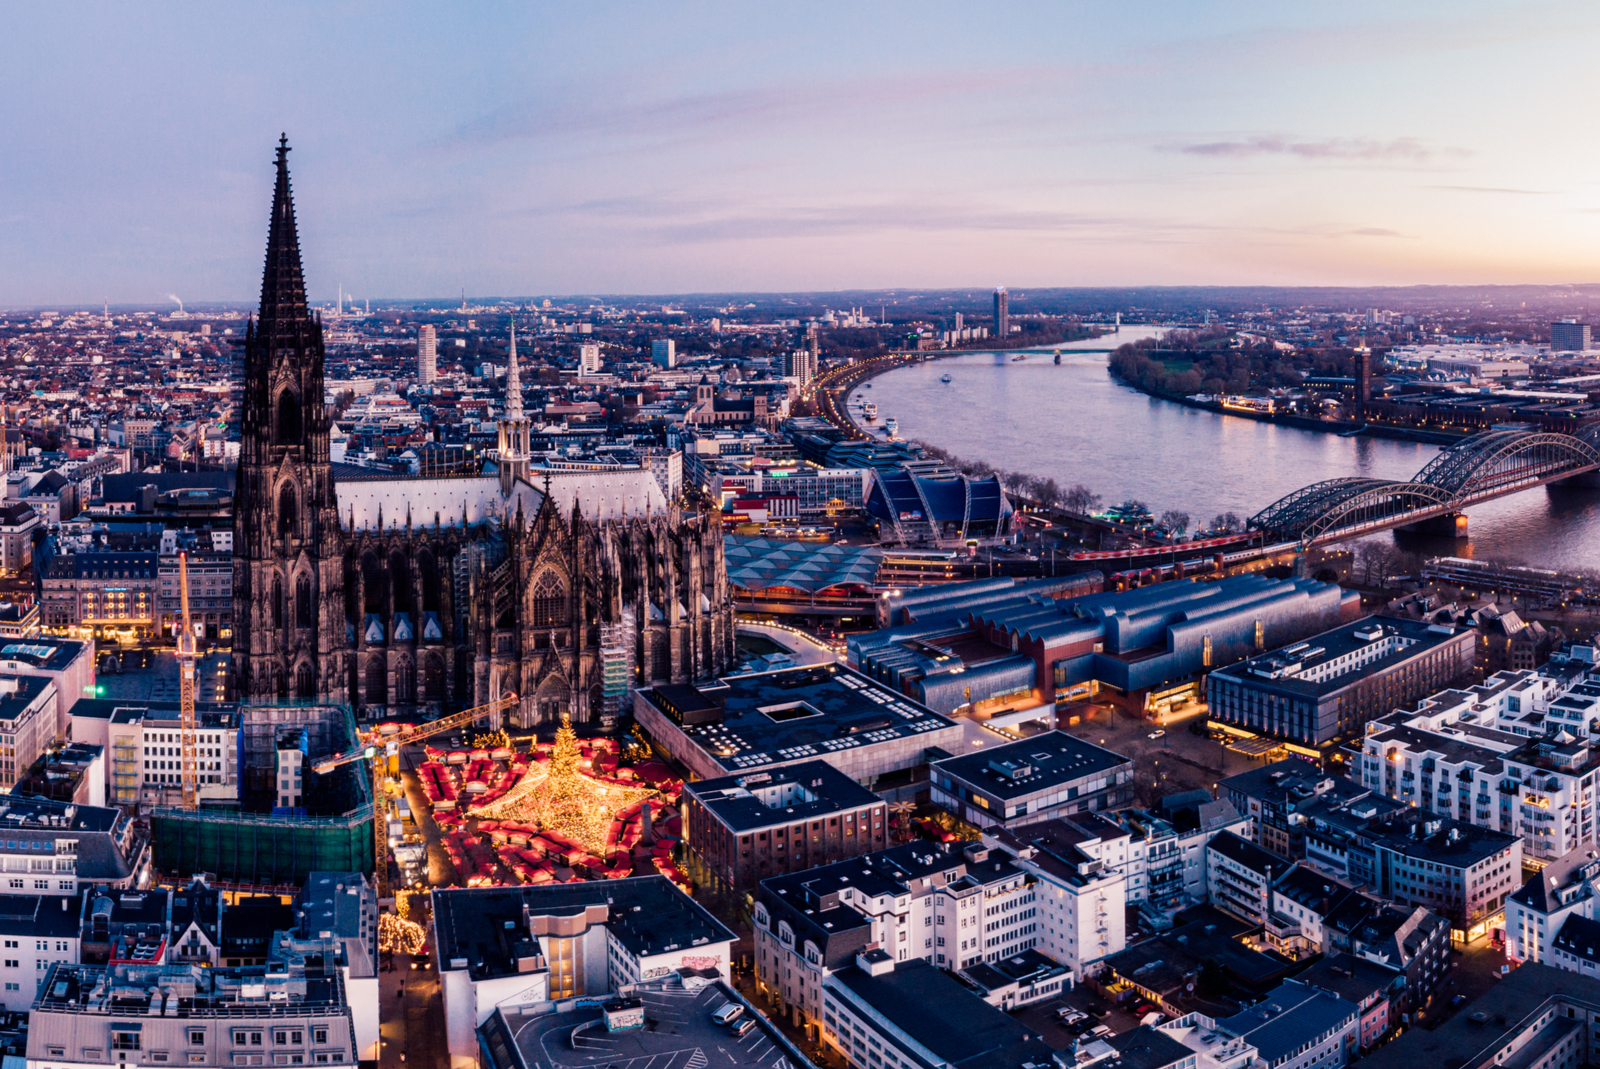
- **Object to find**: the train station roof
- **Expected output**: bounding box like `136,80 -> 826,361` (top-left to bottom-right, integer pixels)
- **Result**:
725,536 -> 883,593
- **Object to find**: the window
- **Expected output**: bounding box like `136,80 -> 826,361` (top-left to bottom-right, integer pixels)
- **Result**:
313,1030 -> 327,1045
191,1030 -> 206,1046
112,1029 -> 142,1051
274,1030 -> 303,1046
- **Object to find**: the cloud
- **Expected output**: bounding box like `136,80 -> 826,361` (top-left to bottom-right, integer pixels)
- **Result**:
1426,184 -> 1550,195
435,68 -> 1045,153
1174,135 -> 1460,163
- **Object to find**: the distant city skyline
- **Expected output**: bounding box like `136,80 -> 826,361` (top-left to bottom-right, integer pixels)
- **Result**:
3,2 -> 1599,305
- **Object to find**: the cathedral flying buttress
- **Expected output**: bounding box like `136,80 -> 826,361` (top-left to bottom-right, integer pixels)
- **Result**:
232,137 -> 735,729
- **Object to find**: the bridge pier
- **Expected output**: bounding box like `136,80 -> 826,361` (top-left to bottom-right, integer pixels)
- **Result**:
1398,512 -> 1468,538
1557,471 -> 1600,489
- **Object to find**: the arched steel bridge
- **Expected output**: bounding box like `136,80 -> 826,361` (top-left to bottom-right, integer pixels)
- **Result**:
1249,426 -> 1600,548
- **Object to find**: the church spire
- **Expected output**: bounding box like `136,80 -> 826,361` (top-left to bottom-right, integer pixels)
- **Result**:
259,134 -> 310,332
505,322 -> 524,422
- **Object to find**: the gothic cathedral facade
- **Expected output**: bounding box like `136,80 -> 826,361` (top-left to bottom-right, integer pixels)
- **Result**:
232,138 -> 736,728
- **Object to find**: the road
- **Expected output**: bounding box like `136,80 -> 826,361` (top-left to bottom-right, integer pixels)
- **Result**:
380,947 -> 448,1069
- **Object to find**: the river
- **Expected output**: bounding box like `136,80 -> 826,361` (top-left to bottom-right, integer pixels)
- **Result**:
853,328 -> 1600,573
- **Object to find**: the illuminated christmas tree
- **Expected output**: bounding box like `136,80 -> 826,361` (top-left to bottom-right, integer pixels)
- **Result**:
476,711 -> 655,852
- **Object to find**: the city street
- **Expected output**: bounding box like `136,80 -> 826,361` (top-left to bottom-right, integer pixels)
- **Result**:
379,948 -> 447,1069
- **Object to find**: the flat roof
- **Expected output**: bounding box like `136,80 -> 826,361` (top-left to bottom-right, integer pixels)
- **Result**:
1210,615 -> 1466,699
932,731 -> 1130,802
483,980 -> 811,1069
433,876 -> 735,983
830,959 -> 1052,1069
642,665 -> 958,774
683,760 -> 883,833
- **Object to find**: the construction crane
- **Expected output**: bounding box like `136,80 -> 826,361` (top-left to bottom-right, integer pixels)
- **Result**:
310,693 -> 521,775
311,692 -> 519,900
178,551 -> 200,810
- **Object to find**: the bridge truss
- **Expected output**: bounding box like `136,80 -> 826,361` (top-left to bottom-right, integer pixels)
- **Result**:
1250,427 -> 1600,547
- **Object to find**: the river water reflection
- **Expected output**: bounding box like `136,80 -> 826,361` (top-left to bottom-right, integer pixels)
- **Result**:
857,329 -> 1600,572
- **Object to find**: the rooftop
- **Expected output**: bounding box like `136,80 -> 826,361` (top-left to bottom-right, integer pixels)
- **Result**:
683,760 -> 883,833
482,980 -> 814,1069
830,958 -> 1053,1069
933,731 -> 1130,802
1215,980 -> 1359,1063
642,665 -> 958,774
432,876 -> 735,983
1210,615 -> 1465,698
1358,964 -> 1600,1069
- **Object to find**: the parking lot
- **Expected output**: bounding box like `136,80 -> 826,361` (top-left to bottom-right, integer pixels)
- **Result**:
1056,701 -> 1296,790
500,983 -> 799,1069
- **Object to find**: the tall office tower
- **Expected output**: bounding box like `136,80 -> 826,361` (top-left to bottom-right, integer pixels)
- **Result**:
652,339 -> 676,368
954,312 -> 964,332
783,348 -> 817,387
578,342 -> 602,377
417,325 -> 438,383
1356,343 -> 1373,411
993,286 -> 1010,338
1552,319 -> 1591,352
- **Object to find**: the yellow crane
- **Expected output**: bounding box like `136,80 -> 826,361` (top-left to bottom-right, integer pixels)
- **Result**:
177,550 -> 199,810
310,693 -> 521,775
310,692 -> 519,898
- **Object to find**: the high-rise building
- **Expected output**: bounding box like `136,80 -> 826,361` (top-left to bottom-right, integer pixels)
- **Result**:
652,338 -> 676,368
1552,319 -> 1591,351
783,347 -> 817,387
993,286 -> 1009,338
417,324 -> 437,383
577,342 -> 601,377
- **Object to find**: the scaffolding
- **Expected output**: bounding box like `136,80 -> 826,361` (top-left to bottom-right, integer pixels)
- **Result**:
149,701 -> 374,886
598,607 -> 635,730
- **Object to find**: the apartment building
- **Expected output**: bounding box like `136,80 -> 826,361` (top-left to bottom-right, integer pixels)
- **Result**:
28,942 -> 361,1068
753,840 -> 1040,1038
72,699 -> 239,809
1356,664 -> 1600,865
1206,831 -> 1293,926
0,894 -> 79,1012
1348,811 -> 1521,938
820,953 -> 1055,1069
1505,845 -> 1600,968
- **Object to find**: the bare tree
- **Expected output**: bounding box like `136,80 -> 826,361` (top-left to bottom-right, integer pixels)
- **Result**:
1035,477 -> 1062,508
1061,484 -> 1101,515
1210,511 -> 1244,533
1157,510 -> 1191,537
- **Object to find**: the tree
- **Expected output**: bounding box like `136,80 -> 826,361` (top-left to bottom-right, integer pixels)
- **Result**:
1061,484 -> 1101,516
1210,512 -> 1243,533
1035,477 -> 1062,509
1158,510 -> 1191,537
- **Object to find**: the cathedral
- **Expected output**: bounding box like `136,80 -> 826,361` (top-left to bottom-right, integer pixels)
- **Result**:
232,137 -> 736,728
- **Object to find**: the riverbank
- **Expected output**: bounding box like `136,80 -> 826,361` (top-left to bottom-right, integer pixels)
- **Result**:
1105,372 -> 1467,447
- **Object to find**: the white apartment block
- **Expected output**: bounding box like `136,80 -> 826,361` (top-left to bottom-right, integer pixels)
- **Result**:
1506,845 -> 1600,967
1357,660 -> 1600,864
754,841 -> 1040,1037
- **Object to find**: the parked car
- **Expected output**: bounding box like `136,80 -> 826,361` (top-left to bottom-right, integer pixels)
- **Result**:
1057,1010 -> 1090,1026
1131,1002 -> 1157,1016
712,1004 -> 745,1026
1088,1025 -> 1114,1040
730,1019 -> 757,1039
1147,730 -> 1165,739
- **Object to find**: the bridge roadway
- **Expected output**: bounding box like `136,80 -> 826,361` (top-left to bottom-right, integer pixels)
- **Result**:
1248,426 -> 1600,548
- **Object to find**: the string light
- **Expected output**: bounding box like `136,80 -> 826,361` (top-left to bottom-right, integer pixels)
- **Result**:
379,911 -> 428,956
473,713 -> 656,853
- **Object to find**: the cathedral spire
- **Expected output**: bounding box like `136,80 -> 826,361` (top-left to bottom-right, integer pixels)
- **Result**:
505,323 -> 524,422
259,134 -> 310,332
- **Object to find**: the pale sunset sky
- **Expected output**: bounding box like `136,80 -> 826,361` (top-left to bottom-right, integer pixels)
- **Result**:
2,0 -> 1598,304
